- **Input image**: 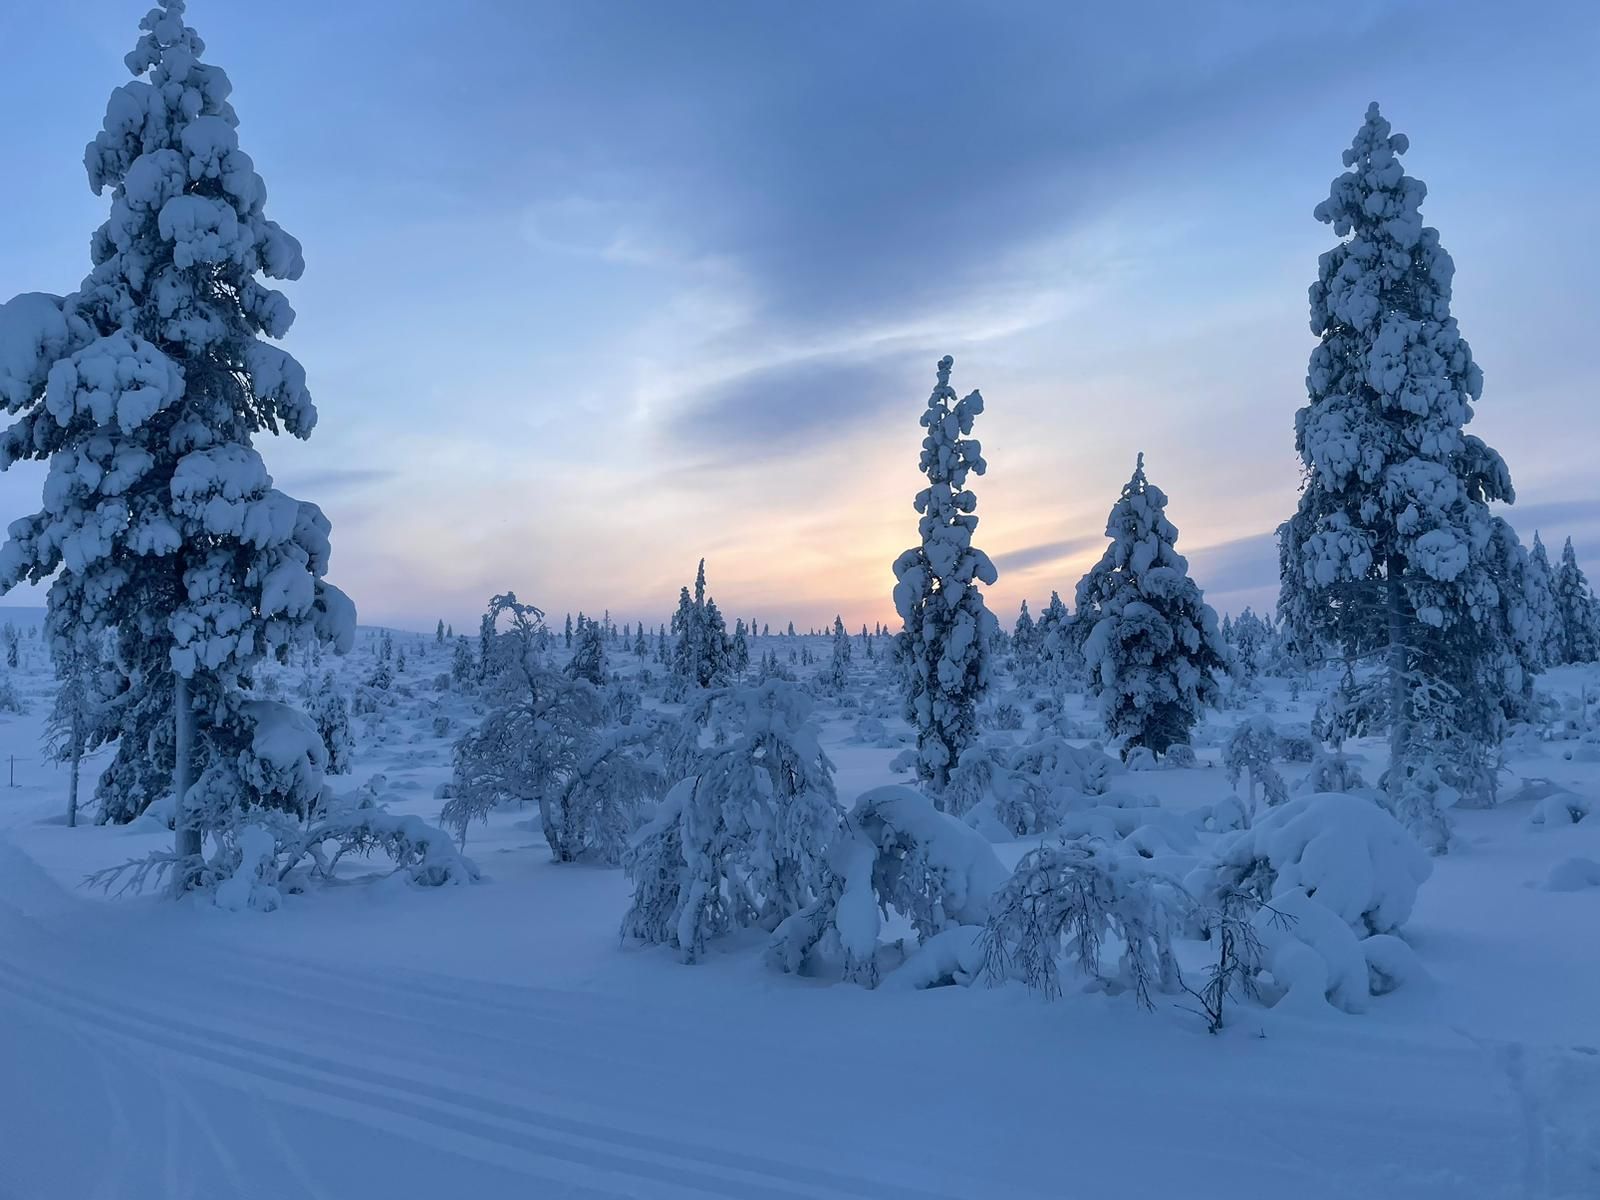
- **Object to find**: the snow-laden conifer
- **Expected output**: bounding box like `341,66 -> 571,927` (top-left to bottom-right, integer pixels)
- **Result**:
1526,533 -> 1563,667
1277,103 -> 1526,823
0,1 -> 354,879
1075,455 -> 1226,758
891,356 -> 997,788
1554,538 -> 1600,663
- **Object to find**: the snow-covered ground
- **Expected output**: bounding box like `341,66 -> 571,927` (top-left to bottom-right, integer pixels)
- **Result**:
2,626 -> 1598,1199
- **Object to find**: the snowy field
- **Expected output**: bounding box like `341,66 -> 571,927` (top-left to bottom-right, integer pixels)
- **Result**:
2,619 -> 1597,1200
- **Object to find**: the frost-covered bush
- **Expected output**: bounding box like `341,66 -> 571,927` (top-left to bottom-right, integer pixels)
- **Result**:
1223,717 -> 1287,810
766,784 -> 1008,986
1164,743 -> 1197,769
944,735 -> 1122,837
1272,724 -> 1317,763
0,675 -> 25,715
304,670 -> 353,775
1182,889 -> 1271,1033
982,839 -> 1188,1008
990,700 -> 1025,732
1193,792 -> 1432,937
450,668 -> 659,862
621,681 -> 840,961
1300,747 -> 1366,795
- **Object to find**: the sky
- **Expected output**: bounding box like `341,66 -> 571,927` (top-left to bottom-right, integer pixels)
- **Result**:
2,1 -> 1598,633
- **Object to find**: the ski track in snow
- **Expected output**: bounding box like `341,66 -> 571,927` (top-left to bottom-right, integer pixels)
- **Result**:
0,846 -> 973,1200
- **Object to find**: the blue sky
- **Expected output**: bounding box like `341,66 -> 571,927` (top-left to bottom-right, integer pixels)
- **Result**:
3,1 -> 1598,631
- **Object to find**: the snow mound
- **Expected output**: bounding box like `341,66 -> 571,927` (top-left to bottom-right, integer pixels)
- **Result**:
1547,857 -> 1600,892
1197,792 -> 1432,936
1526,787 -> 1592,829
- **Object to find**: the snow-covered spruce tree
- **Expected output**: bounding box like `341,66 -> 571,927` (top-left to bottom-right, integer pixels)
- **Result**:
304,669 -> 353,775
1277,103 -> 1529,826
44,635 -> 109,827
1554,537 -> 1600,664
620,680 -> 840,961
565,613 -> 607,685
1527,533 -> 1564,667
1012,600 -> 1037,676
1035,589 -> 1077,690
827,615 -> 851,690
450,635 -> 474,685
891,356 -> 998,789
1229,608 -> 1273,682
702,597 -> 732,685
0,1 -> 355,880
1075,455 -> 1227,759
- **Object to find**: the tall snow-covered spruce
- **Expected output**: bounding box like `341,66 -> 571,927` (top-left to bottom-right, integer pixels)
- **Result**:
1075,454 -> 1226,759
0,0 -> 354,881
1277,103 -> 1532,841
891,356 -> 997,789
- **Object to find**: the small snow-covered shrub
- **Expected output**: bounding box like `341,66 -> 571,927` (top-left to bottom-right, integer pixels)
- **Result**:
621,681 -> 840,962
1224,717 -> 1287,810
1124,746 -> 1158,772
304,671 -> 353,775
0,675 -> 25,714
982,838 -> 1188,1007
1182,889 -> 1270,1033
91,801 -> 477,900
1194,793 -> 1431,937
766,784 -> 1008,986
431,715 -> 451,738
1300,747 -> 1366,795
1189,793 -> 1250,834
1164,743 -> 1197,769
990,700 -> 1025,732
449,609 -> 662,861
1273,724 -> 1317,763
945,736 -> 1122,837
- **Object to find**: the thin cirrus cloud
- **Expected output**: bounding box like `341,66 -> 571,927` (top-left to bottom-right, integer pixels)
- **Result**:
2,1 -> 1597,632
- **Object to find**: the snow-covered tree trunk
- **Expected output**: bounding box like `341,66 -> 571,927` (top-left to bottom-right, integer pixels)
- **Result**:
1386,568 -> 1410,786
173,672 -> 199,860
